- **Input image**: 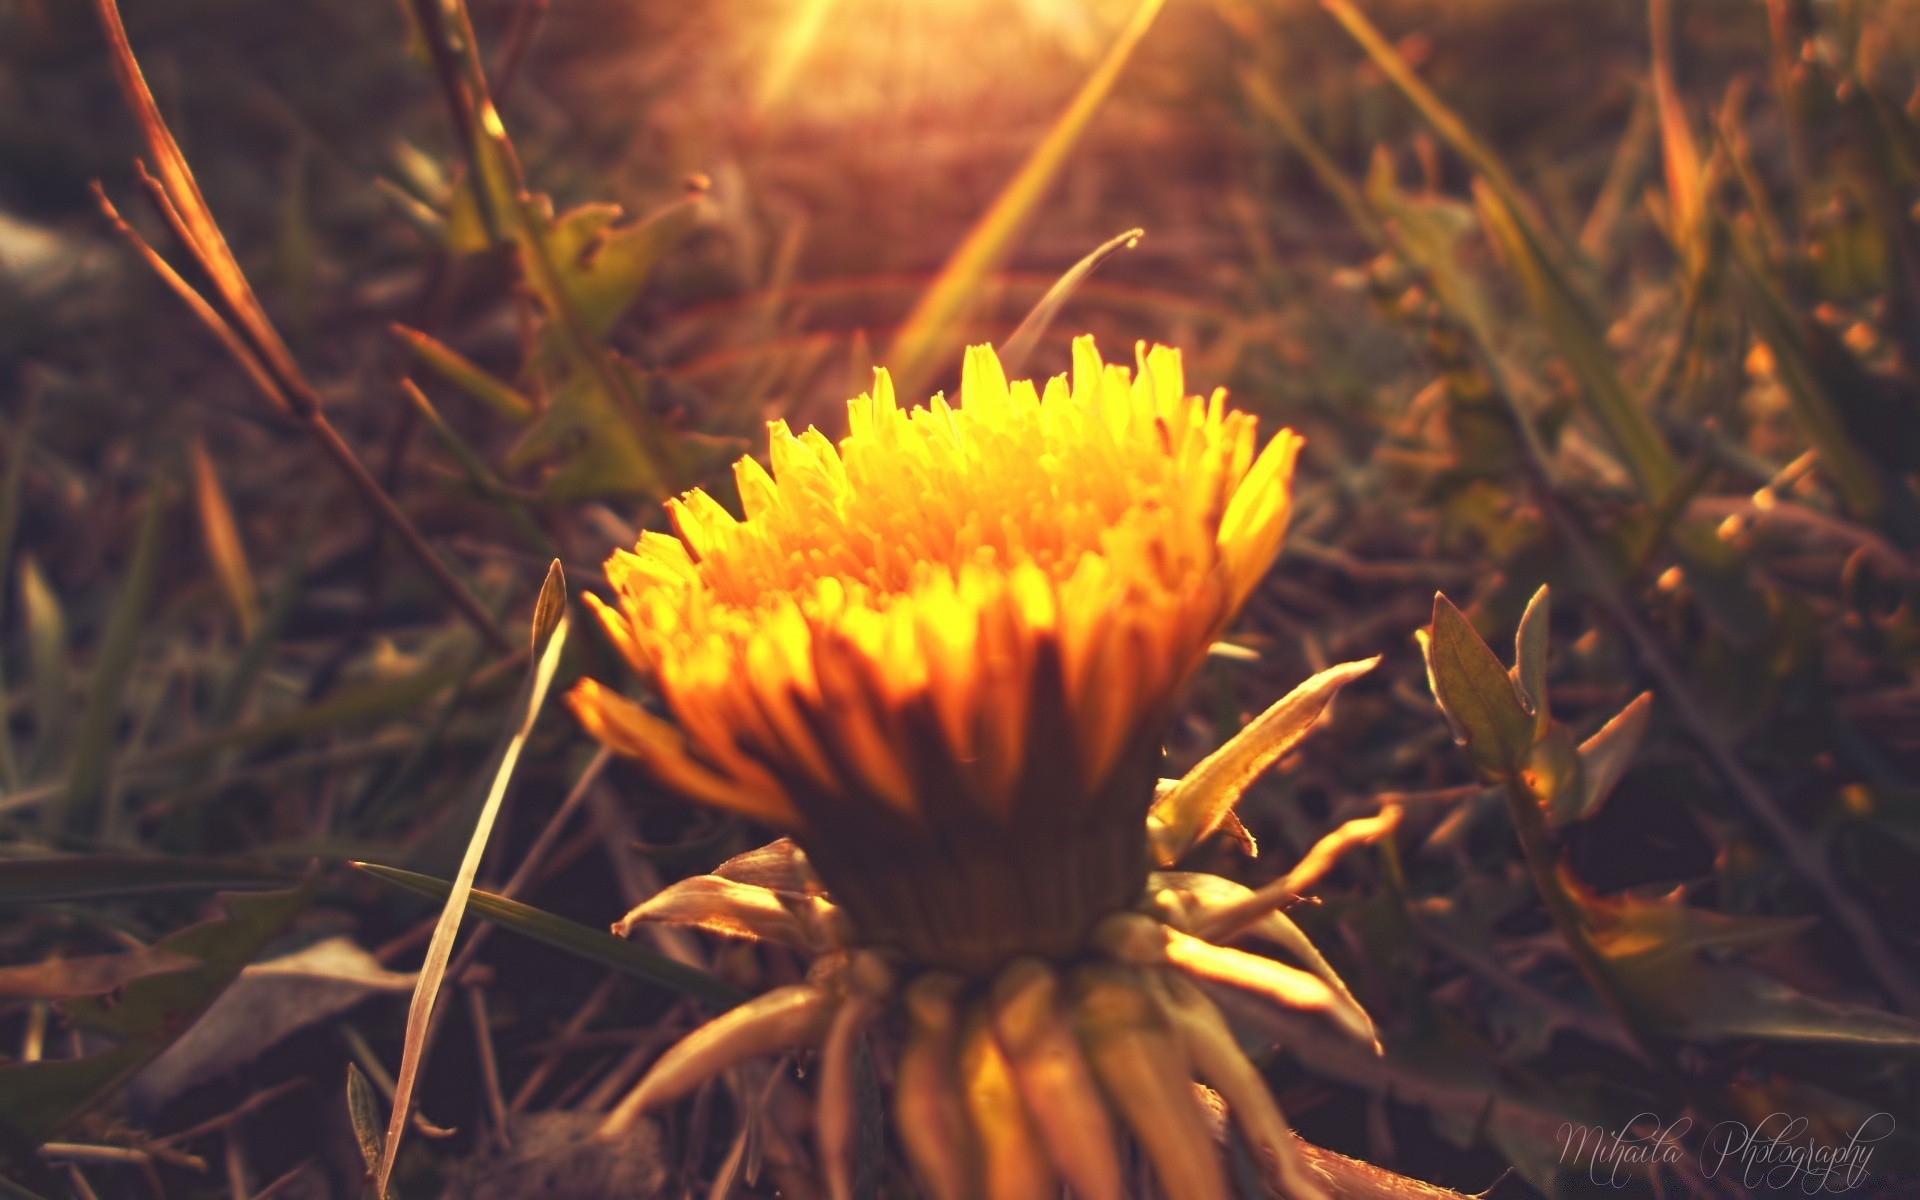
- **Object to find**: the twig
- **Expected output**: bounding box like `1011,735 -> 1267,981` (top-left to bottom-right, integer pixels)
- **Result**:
154,1079 -> 309,1148
467,985 -> 511,1147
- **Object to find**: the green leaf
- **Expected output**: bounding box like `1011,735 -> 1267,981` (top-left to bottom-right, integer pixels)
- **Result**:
61,481 -> 165,839
1584,886 -> 1920,1050
346,1063 -> 386,1175
1550,692 -> 1653,827
530,559 -> 566,655
0,855 -> 290,903
0,875 -> 319,1148
354,862 -> 746,1009
1651,965 -> 1920,1049
1422,594 -> 1534,778
1146,658 -> 1378,865
506,367 -> 669,502
545,198 -> 705,341
1510,585 -> 1550,738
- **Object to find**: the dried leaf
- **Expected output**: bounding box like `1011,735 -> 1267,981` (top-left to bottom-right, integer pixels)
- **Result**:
124,937 -> 415,1110
0,876 -> 319,1147
612,875 -> 832,951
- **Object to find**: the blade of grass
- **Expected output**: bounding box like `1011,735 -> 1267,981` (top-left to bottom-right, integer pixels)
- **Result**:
1649,0 -> 1708,278
1477,181 -> 1766,637
390,324 -> 534,422
1578,88 -> 1657,265
1473,181 -> 1678,500
1317,0 -> 1559,249
373,564 -> 568,1197
17,557 -> 67,784
398,379 -> 556,556
354,863 -> 745,1009
59,481 -> 164,841
997,228 -> 1143,378
190,441 -> 258,639
886,0 -> 1168,398
756,0 -> 841,116
0,856 -> 290,903
1239,69 -> 1389,249
0,389 -> 34,594
210,504 -> 317,729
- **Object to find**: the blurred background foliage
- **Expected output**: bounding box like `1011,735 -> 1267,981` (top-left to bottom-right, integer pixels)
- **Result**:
1,0 -> 1919,1195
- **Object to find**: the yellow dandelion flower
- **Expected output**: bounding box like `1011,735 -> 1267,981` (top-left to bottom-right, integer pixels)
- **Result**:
573,337 -> 1398,1200
572,336 -> 1301,973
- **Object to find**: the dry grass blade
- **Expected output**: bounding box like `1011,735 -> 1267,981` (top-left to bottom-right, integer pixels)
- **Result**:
885,0 -> 1167,397
91,0 -> 512,654
191,441 -> 258,638
373,580 -> 570,1197
92,0 -> 305,398
997,227 -> 1143,378
1649,0 -> 1707,274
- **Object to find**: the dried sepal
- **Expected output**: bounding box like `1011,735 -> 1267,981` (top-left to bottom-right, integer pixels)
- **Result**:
989,959 -> 1125,1200
612,874 -> 837,951
1069,964 -> 1230,1200
1147,658 -> 1379,864
711,836 -> 824,895
894,973 -> 979,1200
960,1005 -> 1058,1200
816,953 -> 893,1200
1157,926 -> 1377,1049
1149,872 -> 1369,1037
1150,971 -> 1330,1200
601,980 -> 836,1134
1181,809 -> 1401,947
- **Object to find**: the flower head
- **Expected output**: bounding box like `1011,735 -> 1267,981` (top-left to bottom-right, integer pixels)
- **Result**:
574,338 -> 1391,1200
572,336 -> 1301,971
